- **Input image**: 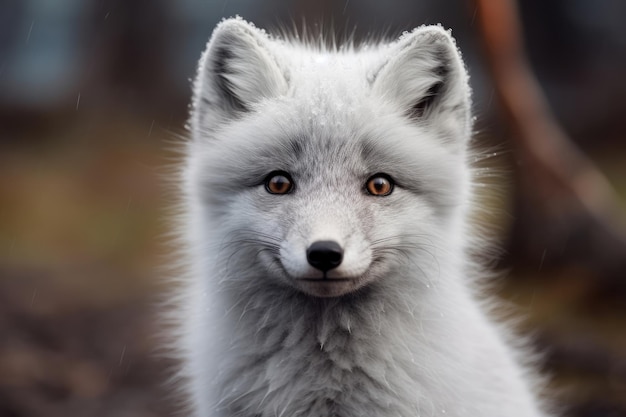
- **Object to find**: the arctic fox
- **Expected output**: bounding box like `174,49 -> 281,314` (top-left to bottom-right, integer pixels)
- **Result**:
174,17 -> 551,417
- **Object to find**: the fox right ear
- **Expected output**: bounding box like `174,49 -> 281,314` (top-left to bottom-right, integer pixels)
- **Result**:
191,18 -> 288,135
371,26 -> 472,148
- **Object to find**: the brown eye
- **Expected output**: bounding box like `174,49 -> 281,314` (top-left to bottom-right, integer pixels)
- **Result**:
366,174 -> 394,196
265,171 -> 293,194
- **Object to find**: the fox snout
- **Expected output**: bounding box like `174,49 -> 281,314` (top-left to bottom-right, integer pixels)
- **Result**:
278,224 -> 374,296
306,240 -> 344,272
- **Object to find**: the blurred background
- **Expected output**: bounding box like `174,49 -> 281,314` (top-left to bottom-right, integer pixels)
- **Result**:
0,0 -> 625,416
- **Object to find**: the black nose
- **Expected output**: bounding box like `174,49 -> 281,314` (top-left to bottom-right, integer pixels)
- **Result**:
306,240 -> 344,272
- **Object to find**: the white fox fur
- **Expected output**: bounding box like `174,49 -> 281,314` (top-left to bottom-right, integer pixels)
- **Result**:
173,17 -> 552,417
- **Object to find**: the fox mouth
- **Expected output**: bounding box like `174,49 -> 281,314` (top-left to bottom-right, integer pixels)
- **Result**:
292,274 -> 361,298
296,277 -> 353,282
272,251 -> 368,297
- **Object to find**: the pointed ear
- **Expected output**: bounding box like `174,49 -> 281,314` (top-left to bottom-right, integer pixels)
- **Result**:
191,18 -> 288,134
372,26 -> 472,145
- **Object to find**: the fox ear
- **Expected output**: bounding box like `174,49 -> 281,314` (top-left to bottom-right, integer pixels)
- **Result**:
191,18 -> 288,133
372,26 -> 472,144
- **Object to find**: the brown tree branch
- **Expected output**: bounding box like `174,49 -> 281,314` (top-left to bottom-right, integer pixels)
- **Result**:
474,0 -> 626,241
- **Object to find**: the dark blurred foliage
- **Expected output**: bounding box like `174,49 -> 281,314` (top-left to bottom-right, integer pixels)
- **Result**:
0,1 -> 624,416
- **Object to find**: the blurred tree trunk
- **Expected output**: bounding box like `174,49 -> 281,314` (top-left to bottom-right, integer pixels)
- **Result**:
474,0 -> 626,287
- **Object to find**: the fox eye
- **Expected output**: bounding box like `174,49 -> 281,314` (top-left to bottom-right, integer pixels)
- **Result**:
366,174 -> 394,196
265,171 -> 293,194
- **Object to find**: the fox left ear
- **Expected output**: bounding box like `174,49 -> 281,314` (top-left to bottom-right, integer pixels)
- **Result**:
372,26 -> 472,145
191,18 -> 288,136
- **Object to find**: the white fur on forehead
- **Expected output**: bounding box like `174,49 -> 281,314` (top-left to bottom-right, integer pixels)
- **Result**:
192,18 -> 471,148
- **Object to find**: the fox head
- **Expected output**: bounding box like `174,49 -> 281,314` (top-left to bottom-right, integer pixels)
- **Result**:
185,18 -> 473,298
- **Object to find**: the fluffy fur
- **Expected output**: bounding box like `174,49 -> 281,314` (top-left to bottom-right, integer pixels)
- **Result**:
171,17 -> 551,417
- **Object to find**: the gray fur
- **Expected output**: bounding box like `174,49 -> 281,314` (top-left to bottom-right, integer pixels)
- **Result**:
172,17 -> 553,417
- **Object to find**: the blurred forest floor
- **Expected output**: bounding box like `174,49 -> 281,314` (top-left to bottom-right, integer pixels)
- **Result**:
0,112 -> 625,416
0,113 -> 179,417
